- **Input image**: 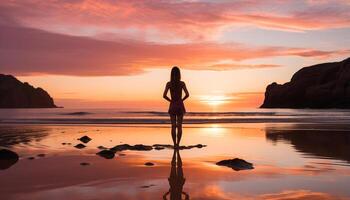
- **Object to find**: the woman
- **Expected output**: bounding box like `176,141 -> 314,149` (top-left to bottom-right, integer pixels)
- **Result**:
163,66 -> 189,147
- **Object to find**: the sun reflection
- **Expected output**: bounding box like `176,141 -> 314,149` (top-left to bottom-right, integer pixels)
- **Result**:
203,124 -> 225,137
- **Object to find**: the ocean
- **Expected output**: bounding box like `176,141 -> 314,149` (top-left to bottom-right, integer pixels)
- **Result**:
1,108 -> 350,124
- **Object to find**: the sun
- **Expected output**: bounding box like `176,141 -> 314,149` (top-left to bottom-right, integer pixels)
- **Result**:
200,95 -> 231,106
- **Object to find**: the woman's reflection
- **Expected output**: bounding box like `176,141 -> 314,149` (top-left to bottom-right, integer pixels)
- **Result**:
163,149 -> 189,200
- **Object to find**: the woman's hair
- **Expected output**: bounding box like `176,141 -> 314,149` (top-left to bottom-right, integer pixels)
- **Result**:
170,66 -> 181,84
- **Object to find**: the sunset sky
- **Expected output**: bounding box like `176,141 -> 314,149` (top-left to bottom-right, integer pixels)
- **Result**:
1,0 -> 350,111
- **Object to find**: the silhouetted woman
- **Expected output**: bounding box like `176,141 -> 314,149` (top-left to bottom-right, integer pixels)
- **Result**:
163,149 -> 189,200
163,66 -> 189,147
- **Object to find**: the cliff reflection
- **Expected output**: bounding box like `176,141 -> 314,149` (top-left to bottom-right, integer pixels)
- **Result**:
163,149 -> 189,200
266,126 -> 350,163
0,126 -> 48,147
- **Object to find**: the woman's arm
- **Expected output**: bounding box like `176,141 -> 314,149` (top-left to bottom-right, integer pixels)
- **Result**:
182,82 -> 189,101
163,191 -> 169,200
163,82 -> 171,102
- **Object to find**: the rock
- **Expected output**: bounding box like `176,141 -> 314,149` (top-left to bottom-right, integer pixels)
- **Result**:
37,154 -> 45,157
194,144 -> 205,148
110,144 -> 153,152
153,144 -> 206,150
133,144 -> 153,151
28,157 -> 35,160
110,144 -> 132,152
144,162 -> 154,166
109,143 -> 206,152
74,144 -> 86,149
261,57 -> 350,108
78,136 -> 92,143
0,74 -> 57,108
96,150 -> 115,159
154,146 -> 165,150
153,144 -> 173,149
80,162 -> 90,166
216,158 -> 254,171
0,149 -> 19,170
179,144 -> 207,150
97,146 -> 108,150
62,142 -> 66,145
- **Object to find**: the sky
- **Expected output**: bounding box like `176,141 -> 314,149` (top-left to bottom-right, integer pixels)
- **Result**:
0,0 -> 350,111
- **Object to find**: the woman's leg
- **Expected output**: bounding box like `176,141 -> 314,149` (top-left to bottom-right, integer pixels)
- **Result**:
176,114 -> 183,146
170,114 -> 177,146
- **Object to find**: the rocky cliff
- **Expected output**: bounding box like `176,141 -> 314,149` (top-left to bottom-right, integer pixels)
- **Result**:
261,57 -> 350,108
0,74 -> 57,108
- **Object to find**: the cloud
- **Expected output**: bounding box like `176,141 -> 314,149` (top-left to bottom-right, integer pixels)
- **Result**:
0,0 -> 350,42
1,24 -> 348,76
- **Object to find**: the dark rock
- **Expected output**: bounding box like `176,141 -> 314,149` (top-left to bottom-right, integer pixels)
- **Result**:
179,144 -> 207,150
0,149 -> 19,170
62,142 -> 66,145
109,143 -> 206,152
133,144 -> 153,151
110,144 -> 153,152
37,154 -> 45,157
0,74 -> 57,108
110,144 -> 132,152
74,144 -> 86,149
216,158 -> 254,171
153,144 -> 206,150
96,150 -> 115,159
153,144 -> 173,149
119,153 -> 126,156
261,57 -> 350,108
80,162 -> 90,166
78,136 -> 92,143
97,146 -> 108,150
28,157 -> 35,160
144,162 -> 154,166
154,146 -> 165,150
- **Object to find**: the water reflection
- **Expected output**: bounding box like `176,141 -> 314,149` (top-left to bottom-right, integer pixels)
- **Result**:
0,126 -> 48,148
163,149 -> 189,200
266,126 -> 350,163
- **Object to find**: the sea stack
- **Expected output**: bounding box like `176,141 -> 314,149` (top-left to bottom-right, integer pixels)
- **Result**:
261,57 -> 350,108
0,74 -> 57,108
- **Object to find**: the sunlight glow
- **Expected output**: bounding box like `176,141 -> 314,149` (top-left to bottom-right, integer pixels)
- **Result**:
199,95 -> 232,106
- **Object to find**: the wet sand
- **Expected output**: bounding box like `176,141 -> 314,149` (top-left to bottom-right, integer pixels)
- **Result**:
1,123 -> 350,200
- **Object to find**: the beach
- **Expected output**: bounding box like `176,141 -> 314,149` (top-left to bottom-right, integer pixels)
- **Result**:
1,109 -> 350,199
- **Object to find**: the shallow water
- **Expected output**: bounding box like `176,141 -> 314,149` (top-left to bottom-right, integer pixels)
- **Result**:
1,123 -> 350,200
2,108 -> 350,124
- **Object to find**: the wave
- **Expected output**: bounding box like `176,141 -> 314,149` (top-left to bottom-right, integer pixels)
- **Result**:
61,112 -> 92,116
2,108 -> 350,124
2,116 -> 350,124
122,111 -> 278,116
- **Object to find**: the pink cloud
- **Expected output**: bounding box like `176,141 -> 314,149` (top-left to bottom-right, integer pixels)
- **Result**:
1,0 -> 349,41
1,24 -> 347,76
